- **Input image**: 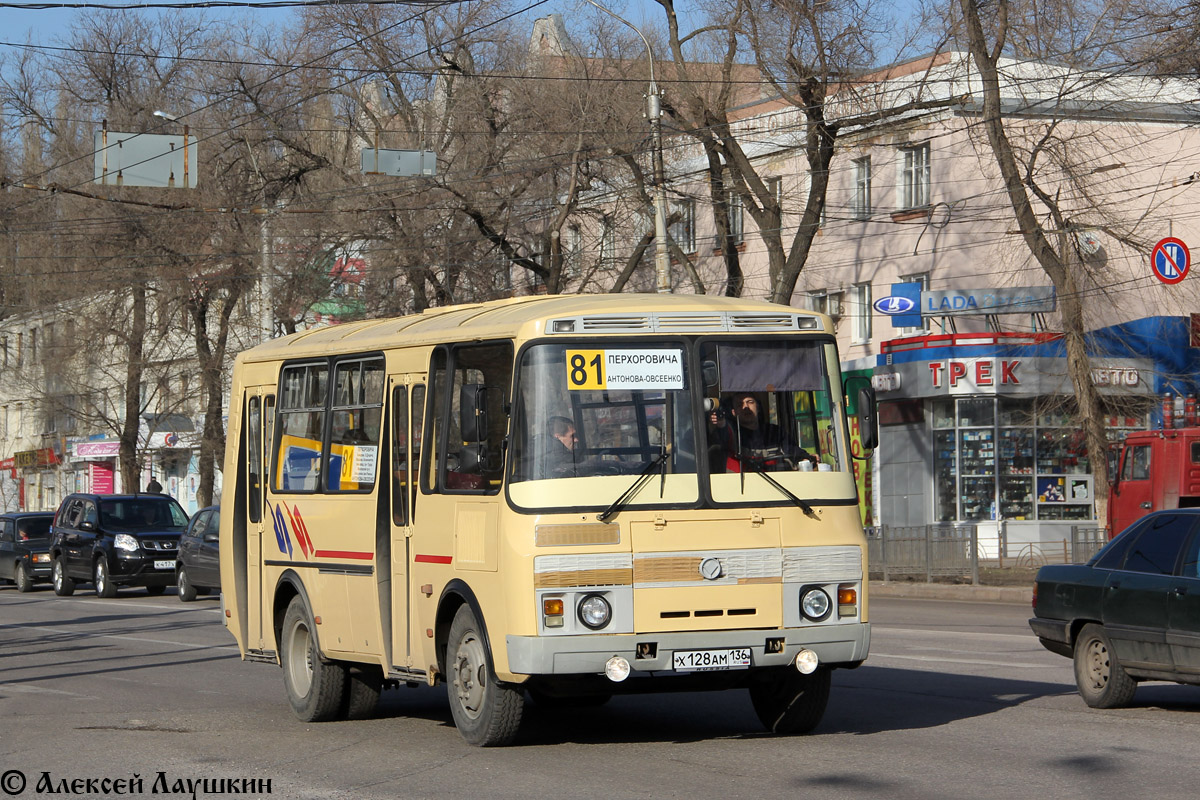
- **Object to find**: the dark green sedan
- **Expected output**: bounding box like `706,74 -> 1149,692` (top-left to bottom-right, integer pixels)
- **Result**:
1030,509 -> 1200,708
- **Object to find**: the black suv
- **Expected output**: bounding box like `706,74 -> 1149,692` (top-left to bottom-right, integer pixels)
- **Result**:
0,511 -> 56,592
50,493 -> 190,598
176,505 -> 220,602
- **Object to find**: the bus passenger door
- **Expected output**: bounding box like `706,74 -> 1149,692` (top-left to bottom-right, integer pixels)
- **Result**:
245,391 -> 273,650
390,379 -> 425,668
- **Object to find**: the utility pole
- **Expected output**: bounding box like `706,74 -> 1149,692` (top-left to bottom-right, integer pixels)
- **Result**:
583,0 -> 672,293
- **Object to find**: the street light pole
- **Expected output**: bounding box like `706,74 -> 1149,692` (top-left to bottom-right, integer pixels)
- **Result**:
152,110 -> 191,189
581,1 -> 672,293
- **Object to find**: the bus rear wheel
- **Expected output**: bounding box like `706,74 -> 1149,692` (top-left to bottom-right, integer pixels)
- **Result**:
342,665 -> 383,720
446,605 -> 524,746
748,665 -> 831,735
281,596 -> 346,722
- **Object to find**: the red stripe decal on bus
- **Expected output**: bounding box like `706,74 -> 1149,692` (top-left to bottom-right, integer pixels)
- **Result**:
414,554 -> 453,564
313,550 -> 374,560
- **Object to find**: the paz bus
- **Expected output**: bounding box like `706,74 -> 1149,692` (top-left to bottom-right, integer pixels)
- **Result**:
219,293 -> 878,745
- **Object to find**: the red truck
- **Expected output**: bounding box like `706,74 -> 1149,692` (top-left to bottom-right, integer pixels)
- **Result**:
1108,426 -> 1200,537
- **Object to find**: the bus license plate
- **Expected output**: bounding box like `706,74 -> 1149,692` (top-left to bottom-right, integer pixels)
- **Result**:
154,560 -> 174,570
672,648 -> 752,672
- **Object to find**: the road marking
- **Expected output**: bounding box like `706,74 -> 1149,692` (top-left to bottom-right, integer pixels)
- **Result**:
876,627 -> 1036,642
0,682 -> 86,696
0,622 -> 238,652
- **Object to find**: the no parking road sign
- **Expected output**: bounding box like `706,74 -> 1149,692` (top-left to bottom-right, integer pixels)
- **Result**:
1151,237 -> 1190,284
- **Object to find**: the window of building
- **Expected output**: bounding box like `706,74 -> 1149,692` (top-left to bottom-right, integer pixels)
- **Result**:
901,143 -> 931,209
670,199 -> 696,254
565,224 -> 582,276
29,328 -> 37,364
600,216 -> 617,266
851,283 -> 871,342
852,157 -> 872,220
767,177 -> 783,216
933,398 -> 1145,523
807,290 -> 842,318
728,193 -> 744,245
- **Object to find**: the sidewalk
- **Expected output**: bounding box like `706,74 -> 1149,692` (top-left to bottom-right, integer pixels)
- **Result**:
869,580 -> 1032,605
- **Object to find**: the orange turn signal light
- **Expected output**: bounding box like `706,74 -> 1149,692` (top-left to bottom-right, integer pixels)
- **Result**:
837,586 -> 857,605
543,598 -> 564,616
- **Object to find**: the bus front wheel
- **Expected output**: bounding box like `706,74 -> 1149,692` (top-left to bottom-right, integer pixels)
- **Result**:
281,596 -> 346,722
748,665 -> 831,735
445,604 -> 524,746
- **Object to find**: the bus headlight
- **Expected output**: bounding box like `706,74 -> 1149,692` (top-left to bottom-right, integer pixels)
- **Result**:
578,594 -> 612,630
800,587 -> 831,622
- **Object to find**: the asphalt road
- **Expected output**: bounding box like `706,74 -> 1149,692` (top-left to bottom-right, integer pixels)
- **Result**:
2,585 -> 1198,800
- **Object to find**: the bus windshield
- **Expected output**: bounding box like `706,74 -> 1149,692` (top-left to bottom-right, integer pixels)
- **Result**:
509,338 -> 849,510
700,340 -> 846,503
511,343 -> 697,485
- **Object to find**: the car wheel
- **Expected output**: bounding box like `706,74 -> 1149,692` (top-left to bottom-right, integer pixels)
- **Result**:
342,665 -> 383,720
145,585 -> 166,596
94,557 -> 117,598
446,604 -> 524,746
15,562 -> 35,593
53,557 -> 75,597
748,665 -> 832,735
177,566 -> 198,602
281,595 -> 346,722
1074,623 -> 1137,709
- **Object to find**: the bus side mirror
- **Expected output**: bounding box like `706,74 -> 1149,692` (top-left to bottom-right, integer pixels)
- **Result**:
857,386 -> 879,451
460,384 -> 488,443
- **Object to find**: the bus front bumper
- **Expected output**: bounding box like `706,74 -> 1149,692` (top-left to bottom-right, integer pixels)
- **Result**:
506,622 -> 870,676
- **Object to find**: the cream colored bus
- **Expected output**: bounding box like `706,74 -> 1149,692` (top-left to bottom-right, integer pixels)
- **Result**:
219,293 -> 878,745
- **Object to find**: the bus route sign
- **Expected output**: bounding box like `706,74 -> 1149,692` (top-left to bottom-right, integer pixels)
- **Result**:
1151,237 -> 1190,285
566,349 -> 684,391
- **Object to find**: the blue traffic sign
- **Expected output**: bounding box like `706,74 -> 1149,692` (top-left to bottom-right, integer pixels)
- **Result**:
1151,237 -> 1190,285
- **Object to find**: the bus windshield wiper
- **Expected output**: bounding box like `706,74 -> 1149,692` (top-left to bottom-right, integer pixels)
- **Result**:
596,447 -> 669,523
739,455 -> 820,520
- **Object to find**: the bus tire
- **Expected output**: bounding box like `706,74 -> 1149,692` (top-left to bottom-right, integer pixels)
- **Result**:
53,557 -> 75,596
446,604 -> 524,746
748,665 -> 831,735
342,665 -> 383,720
281,595 -> 346,722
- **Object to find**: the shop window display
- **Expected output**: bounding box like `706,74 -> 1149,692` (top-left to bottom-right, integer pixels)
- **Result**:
930,397 -> 1140,522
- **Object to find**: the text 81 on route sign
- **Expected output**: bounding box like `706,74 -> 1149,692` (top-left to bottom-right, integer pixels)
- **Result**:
565,349 -> 684,391
1151,237 -> 1190,285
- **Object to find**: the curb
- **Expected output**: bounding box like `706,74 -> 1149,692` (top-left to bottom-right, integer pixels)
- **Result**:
869,581 -> 1031,605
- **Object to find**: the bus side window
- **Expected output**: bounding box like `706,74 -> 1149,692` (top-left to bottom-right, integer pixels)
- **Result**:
264,395 -> 275,498
411,385 -> 425,517
247,396 -> 261,523
275,363 -> 328,493
442,343 -> 512,494
392,386 -> 408,526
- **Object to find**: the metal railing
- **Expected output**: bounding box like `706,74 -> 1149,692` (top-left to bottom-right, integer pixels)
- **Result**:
867,524 -> 1109,584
